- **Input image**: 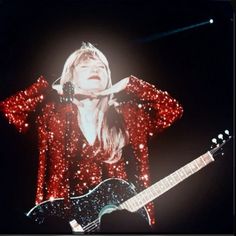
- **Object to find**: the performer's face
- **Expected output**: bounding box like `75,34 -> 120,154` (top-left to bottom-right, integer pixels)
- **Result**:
73,57 -> 109,92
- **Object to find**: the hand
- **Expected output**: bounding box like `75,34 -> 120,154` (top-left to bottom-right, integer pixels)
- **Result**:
95,77 -> 129,97
52,84 -> 63,95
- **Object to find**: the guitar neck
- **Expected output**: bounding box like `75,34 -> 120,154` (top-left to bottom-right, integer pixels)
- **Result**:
119,151 -> 215,212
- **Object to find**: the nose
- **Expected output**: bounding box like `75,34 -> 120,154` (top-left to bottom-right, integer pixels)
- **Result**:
91,66 -> 99,73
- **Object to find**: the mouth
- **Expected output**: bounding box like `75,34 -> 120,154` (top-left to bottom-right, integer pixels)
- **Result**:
88,76 -> 101,81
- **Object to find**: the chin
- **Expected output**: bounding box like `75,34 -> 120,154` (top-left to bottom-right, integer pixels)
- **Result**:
87,85 -> 106,91
91,88 -> 104,92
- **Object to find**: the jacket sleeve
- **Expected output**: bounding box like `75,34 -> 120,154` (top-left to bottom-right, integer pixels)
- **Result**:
0,76 -> 49,133
125,75 -> 183,136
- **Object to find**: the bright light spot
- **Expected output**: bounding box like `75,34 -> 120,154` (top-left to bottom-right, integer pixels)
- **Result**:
209,19 -> 214,24
139,144 -> 144,149
212,138 -> 217,144
49,196 -> 54,201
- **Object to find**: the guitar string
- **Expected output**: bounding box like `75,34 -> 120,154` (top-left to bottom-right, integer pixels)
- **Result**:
84,221 -> 99,232
86,222 -> 99,233
79,136 -> 233,232
83,219 -> 99,231
83,218 -> 100,232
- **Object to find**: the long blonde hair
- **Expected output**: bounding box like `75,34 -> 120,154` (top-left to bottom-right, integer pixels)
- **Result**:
59,42 -> 128,163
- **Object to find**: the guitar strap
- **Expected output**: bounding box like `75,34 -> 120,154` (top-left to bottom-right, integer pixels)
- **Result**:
122,144 -> 140,190
62,82 -> 74,217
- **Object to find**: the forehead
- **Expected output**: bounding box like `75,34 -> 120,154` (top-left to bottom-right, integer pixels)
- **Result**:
75,52 -> 103,65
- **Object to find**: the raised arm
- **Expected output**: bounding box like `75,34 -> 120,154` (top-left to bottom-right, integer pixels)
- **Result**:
103,75 -> 183,225
0,76 -> 49,133
124,75 -> 183,135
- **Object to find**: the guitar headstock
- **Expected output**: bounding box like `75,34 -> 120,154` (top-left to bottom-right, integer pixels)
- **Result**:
210,129 -> 232,158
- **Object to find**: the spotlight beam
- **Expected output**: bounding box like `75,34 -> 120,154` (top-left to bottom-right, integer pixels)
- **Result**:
136,19 -> 214,43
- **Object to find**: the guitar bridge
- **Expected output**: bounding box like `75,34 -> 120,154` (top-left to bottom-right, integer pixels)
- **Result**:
69,219 -> 84,233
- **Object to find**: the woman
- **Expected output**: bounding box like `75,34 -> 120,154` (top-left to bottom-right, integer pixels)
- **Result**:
0,42 -> 183,230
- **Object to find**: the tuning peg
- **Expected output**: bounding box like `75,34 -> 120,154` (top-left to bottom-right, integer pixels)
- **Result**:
218,134 -> 223,140
212,138 -> 217,144
211,138 -> 218,148
224,129 -> 232,139
224,130 -> 229,135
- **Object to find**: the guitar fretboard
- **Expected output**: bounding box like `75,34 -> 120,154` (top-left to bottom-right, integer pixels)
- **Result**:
119,151 -> 214,212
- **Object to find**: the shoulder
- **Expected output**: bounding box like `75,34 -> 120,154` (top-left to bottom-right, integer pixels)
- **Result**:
116,101 -> 150,125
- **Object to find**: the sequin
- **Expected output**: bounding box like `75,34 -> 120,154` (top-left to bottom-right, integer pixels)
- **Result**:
0,75 -> 183,225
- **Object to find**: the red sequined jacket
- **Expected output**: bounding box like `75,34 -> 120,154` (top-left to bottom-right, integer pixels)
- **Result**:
0,75 -> 183,225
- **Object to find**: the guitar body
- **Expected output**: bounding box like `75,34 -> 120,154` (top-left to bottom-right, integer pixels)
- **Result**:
27,178 -> 150,232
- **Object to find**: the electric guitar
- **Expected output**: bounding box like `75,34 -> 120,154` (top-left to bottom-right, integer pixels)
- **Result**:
27,130 -> 232,233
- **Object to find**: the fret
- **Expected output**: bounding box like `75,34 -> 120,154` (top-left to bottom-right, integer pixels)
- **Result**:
158,181 -> 165,191
200,155 -> 207,166
152,184 -> 162,198
181,166 -> 188,176
202,152 -> 214,164
179,168 -> 187,179
143,189 -> 151,202
125,200 -> 132,211
135,193 -> 143,206
149,185 -> 156,197
196,157 -> 205,168
162,178 -> 171,188
126,188 -> 154,212
142,189 -> 148,200
187,163 -> 194,174
172,171 -> 181,183
118,151 -> 216,214
137,194 -> 145,206
193,158 -> 201,169
131,197 -> 139,209
168,174 -> 176,186
183,165 -> 192,176
139,190 -> 152,205
188,162 -> 195,173
139,191 -> 148,204
130,200 -> 137,211
161,178 -> 170,190
121,201 -> 129,210
144,188 -> 155,203
154,183 -> 163,195
149,186 -> 157,198
175,169 -> 184,181
189,160 -> 199,173
128,196 -> 137,211
147,187 -> 155,199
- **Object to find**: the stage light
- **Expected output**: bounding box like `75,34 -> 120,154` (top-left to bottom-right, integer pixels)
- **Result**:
136,18 -> 215,43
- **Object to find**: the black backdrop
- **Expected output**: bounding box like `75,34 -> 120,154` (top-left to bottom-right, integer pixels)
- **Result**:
0,0 -> 234,234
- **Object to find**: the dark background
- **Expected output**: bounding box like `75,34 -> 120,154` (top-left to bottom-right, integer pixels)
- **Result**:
0,0 -> 234,234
